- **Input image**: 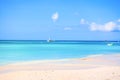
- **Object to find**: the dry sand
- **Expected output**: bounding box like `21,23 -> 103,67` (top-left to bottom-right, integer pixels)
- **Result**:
0,54 -> 120,80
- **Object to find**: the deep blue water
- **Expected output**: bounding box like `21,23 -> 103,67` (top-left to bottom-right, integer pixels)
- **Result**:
0,40 -> 120,65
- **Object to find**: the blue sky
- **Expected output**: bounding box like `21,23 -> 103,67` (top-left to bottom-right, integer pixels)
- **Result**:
0,0 -> 120,40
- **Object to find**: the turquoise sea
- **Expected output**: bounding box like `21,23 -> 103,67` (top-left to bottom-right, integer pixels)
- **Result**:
0,40 -> 120,65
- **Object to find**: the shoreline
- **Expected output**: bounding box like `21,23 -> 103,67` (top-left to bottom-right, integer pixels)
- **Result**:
0,54 -> 120,80
1,53 -> 120,66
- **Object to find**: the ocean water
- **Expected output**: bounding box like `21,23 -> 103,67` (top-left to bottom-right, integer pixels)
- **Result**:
0,40 -> 120,65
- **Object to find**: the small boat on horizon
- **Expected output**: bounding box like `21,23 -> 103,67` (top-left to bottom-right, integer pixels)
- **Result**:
47,37 -> 53,42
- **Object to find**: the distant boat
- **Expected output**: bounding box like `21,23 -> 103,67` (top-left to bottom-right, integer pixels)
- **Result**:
107,43 -> 113,46
47,37 -> 52,42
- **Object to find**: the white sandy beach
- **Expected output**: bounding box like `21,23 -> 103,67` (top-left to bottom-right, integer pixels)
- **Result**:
0,54 -> 120,80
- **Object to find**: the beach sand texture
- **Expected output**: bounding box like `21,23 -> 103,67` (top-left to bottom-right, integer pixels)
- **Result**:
0,54 -> 120,80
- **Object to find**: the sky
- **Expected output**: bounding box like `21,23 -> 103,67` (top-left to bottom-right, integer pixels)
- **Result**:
0,0 -> 120,40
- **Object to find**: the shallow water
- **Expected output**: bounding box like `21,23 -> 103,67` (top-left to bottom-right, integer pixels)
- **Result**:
0,40 -> 120,65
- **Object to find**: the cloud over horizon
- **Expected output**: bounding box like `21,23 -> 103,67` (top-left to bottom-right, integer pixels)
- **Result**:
80,19 -> 120,32
90,21 -> 117,32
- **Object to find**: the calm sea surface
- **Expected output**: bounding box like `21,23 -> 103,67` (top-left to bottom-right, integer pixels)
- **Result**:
0,40 -> 120,65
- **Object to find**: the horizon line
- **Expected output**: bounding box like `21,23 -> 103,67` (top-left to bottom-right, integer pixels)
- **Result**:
0,40 -> 120,41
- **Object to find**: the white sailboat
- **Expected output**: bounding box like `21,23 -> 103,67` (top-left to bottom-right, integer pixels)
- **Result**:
47,37 -> 52,42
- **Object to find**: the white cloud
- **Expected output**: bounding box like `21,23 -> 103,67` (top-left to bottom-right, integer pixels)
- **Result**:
79,18 -> 120,32
104,22 -> 116,31
90,22 -> 98,31
64,27 -> 72,30
90,21 -> 117,32
52,12 -> 59,22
